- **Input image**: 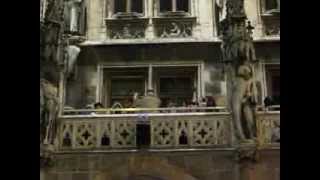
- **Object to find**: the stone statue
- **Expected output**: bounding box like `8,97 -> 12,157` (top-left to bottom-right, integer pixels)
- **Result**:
40,78 -> 59,145
170,22 -> 181,37
231,62 -> 258,141
220,0 -> 259,143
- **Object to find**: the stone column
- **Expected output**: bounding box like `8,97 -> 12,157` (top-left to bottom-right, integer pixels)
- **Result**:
127,0 -> 131,13
148,64 -> 153,90
172,0 -> 177,12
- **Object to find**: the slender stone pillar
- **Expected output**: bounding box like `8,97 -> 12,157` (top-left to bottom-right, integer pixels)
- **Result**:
148,64 -> 153,90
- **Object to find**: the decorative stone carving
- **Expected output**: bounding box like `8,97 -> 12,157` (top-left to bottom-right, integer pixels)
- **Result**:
265,23 -> 280,36
107,22 -> 147,39
40,78 -> 59,145
220,0 -> 258,143
44,0 -> 65,23
262,12 -> 280,36
60,119 -> 137,149
257,112 -> 280,145
155,20 -> 194,38
59,114 -> 231,150
235,146 -> 259,162
150,115 -> 231,148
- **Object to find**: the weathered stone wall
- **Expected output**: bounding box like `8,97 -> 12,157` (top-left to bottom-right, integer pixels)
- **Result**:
85,0 -> 273,41
42,149 -> 279,180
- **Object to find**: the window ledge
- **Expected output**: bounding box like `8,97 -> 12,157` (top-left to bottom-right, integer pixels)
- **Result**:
261,9 -> 280,17
111,12 -> 144,19
152,16 -> 197,22
158,11 -> 191,18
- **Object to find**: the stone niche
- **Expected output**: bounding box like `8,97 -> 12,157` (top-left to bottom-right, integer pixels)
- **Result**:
105,18 -> 148,39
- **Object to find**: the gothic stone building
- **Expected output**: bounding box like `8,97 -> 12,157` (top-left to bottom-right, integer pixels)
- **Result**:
41,0 -> 280,180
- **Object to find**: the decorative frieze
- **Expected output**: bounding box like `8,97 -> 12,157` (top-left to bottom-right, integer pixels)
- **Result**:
262,16 -> 280,36
105,19 -> 148,39
59,113 -> 231,150
265,24 -> 280,36
153,17 -> 196,38
256,112 -> 280,145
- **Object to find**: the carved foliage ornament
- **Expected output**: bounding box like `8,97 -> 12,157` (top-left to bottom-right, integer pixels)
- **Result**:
40,78 -> 59,145
108,23 -> 146,39
157,21 -> 193,38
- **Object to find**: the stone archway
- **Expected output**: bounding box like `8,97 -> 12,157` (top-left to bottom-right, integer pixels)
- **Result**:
95,156 -> 198,180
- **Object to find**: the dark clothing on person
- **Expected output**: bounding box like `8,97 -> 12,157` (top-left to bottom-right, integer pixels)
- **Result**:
264,96 -> 273,107
206,97 -> 216,107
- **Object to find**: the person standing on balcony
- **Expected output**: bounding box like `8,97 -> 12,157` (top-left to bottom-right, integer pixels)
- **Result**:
199,97 -> 207,112
264,96 -> 273,107
91,102 -> 105,115
206,96 -> 217,112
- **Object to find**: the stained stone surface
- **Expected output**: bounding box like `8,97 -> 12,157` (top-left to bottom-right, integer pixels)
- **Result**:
44,149 -> 279,180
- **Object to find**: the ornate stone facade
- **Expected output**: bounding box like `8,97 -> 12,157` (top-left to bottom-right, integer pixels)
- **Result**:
154,18 -> 195,38
106,19 -> 148,39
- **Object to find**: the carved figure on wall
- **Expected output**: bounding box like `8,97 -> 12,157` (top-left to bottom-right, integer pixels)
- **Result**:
231,62 -> 258,141
159,21 -> 192,38
170,22 -> 181,36
109,23 -> 145,39
40,78 -> 59,145
220,0 -> 259,143
42,23 -> 60,64
226,0 -> 245,18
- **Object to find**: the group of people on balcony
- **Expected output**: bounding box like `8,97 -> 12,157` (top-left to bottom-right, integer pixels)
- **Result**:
161,96 -> 217,112
73,92 -> 218,115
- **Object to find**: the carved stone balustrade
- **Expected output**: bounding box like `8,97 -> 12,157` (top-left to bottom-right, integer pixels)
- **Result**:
153,17 -> 196,38
256,111 -> 280,146
105,18 -> 148,39
58,111 -> 232,151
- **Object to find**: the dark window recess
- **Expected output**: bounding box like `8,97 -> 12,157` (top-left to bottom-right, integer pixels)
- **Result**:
114,0 -> 143,14
177,0 -> 189,12
271,75 -> 280,104
62,133 -> 72,147
115,0 -> 126,13
160,0 -> 172,12
136,124 -> 150,148
266,0 -> 278,11
82,8 -> 87,34
64,2 -> 71,31
159,77 -> 193,106
160,77 -> 192,95
131,0 -> 143,13
266,66 -> 280,105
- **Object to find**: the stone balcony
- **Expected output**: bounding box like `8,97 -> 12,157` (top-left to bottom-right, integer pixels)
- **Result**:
57,107 -> 280,152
